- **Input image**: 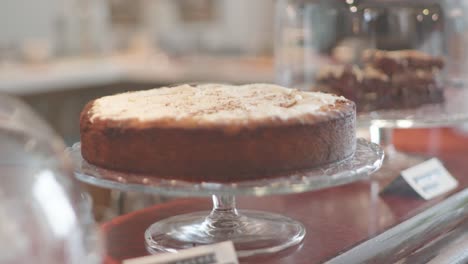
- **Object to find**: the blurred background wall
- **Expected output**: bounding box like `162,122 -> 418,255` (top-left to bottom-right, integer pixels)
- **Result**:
0,0 -> 275,146
0,0 -> 273,58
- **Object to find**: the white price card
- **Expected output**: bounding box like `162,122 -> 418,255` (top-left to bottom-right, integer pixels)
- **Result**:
123,241 -> 238,264
401,158 -> 458,200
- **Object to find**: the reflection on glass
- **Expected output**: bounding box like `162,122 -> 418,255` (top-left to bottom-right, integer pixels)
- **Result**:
0,95 -> 102,264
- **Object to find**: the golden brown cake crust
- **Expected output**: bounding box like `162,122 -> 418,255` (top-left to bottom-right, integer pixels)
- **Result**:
80,85 -> 356,182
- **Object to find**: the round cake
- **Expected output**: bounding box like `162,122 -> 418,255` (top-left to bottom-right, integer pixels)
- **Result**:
80,83 -> 356,182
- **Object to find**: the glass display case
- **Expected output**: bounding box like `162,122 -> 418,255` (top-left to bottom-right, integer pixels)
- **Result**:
275,0 -> 468,178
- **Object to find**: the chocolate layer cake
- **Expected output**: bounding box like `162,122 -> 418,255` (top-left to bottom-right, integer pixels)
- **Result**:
80,84 -> 356,182
317,50 -> 445,112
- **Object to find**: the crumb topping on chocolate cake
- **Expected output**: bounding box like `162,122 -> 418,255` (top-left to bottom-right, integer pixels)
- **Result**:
363,49 -> 444,66
317,65 -> 389,83
362,49 -> 444,74
89,83 -> 346,129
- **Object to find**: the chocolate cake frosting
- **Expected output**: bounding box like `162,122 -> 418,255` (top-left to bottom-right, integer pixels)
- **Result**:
80,83 -> 356,182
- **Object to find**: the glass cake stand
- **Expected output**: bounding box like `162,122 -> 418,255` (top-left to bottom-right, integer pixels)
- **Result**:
68,138 -> 383,258
358,86 -> 468,180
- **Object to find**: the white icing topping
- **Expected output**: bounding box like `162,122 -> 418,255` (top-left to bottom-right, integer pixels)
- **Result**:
363,49 -> 436,61
317,65 -> 388,82
362,66 -> 389,81
89,83 -> 346,128
317,65 -> 345,80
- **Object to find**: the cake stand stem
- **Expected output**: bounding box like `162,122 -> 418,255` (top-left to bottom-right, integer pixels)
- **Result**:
206,195 -> 241,228
145,193 -> 305,258
369,125 -> 396,155
369,125 -> 427,181
211,194 -> 237,213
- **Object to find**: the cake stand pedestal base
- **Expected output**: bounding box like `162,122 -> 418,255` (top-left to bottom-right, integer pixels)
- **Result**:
145,195 -> 305,258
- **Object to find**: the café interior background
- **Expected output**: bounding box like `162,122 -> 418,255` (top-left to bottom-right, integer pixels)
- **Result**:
0,0 -> 274,145
3,0 -> 468,220
2,0 -> 468,151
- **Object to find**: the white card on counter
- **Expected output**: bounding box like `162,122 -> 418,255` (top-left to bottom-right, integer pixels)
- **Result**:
401,158 -> 458,200
123,241 -> 238,264
381,158 -> 458,200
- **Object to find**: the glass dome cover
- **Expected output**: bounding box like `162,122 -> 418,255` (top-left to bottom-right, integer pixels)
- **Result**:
275,0 -> 468,112
0,95 -> 102,264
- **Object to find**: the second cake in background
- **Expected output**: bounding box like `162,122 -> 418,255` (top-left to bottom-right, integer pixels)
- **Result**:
316,49 -> 445,112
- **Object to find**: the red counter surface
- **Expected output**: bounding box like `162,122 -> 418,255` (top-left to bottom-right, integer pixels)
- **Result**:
102,128 -> 468,263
